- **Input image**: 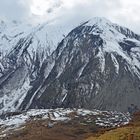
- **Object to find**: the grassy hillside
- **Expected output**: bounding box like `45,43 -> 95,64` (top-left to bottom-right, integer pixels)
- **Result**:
86,112 -> 140,140
1,111 -> 140,140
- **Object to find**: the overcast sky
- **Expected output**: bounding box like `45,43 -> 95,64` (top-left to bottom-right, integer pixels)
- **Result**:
0,0 -> 140,33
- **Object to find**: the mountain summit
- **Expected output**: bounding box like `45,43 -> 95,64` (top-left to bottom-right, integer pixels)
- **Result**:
0,17 -> 140,112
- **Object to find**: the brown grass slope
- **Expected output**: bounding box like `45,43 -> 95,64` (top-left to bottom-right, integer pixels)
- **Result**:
1,112 -> 140,140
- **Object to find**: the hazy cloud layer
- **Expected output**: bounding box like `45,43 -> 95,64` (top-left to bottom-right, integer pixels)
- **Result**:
0,0 -> 140,33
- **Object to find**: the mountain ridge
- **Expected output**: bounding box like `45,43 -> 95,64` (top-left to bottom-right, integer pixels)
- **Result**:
0,17 -> 140,112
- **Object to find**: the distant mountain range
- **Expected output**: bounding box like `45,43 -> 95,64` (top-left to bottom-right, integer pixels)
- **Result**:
0,17 -> 140,112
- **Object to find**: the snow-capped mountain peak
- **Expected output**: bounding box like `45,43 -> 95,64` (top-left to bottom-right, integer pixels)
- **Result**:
85,17 -> 112,27
0,17 -> 140,113
74,17 -> 140,77
83,17 -> 140,42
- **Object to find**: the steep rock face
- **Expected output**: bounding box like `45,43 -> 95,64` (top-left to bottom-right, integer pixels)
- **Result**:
0,30 -> 49,112
21,18 -> 140,112
0,21 -> 73,112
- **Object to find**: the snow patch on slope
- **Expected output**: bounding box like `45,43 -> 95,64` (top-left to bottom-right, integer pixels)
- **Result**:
0,77 -> 31,113
0,108 -> 130,129
111,54 -> 119,74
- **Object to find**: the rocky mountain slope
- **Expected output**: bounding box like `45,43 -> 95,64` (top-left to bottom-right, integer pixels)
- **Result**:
0,17 -> 140,112
0,20 -> 75,112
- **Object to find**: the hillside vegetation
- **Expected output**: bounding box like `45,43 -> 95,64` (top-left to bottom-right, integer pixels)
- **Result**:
86,112 -> 140,140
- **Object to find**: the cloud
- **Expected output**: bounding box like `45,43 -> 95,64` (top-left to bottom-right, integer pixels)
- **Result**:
0,0 -> 31,21
30,0 -> 61,16
0,0 -> 140,33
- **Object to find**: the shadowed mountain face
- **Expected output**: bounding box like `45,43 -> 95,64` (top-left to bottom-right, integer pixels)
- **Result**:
0,17 -> 140,112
